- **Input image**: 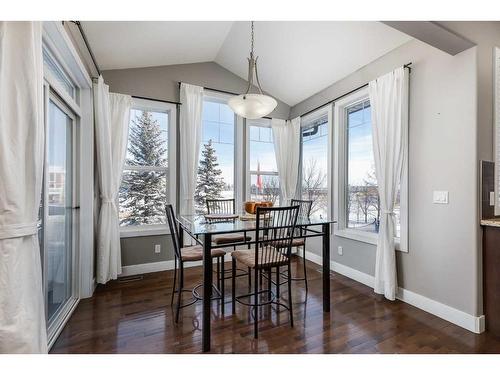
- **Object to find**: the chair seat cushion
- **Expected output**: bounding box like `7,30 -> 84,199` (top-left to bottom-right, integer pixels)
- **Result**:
181,245 -> 226,262
231,249 -> 288,269
270,238 -> 305,248
212,233 -> 251,245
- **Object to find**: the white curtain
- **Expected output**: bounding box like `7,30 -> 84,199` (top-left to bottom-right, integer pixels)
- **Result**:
272,117 -> 301,204
94,76 -> 132,284
179,83 -> 204,216
369,67 -> 409,300
0,22 -> 47,353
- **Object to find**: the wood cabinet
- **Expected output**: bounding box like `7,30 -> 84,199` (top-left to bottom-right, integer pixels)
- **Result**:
483,225 -> 500,336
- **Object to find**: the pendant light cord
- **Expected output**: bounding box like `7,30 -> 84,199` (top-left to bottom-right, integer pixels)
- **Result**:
250,21 -> 255,58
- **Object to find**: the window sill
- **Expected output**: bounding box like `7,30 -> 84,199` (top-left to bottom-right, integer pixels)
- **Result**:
335,228 -> 407,252
120,225 -> 170,238
335,229 -> 378,245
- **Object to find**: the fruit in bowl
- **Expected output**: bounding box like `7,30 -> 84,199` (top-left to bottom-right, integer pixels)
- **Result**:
244,201 -> 273,214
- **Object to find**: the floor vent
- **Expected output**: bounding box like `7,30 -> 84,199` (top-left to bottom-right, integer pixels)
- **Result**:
118,275 -> 144,283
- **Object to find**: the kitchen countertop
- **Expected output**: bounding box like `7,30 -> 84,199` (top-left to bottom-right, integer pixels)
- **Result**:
481,218 -> 500,227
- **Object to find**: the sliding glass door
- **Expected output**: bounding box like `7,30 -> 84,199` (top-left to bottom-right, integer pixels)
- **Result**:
39,87 -> 79,344
45,97 -> 75,323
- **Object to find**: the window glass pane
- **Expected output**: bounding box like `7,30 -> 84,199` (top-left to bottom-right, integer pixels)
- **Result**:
259,126 -> 272,142
220,103 -> 235,124
250,174 -> 280,206
202,121 -> 220,143
43,49 -> 75,99
120,107 -> 169,227
346,100 -> 380,233
126,109 -> 168,168
195,100 -> 235,213
47,99 -> 73,322
249,124 -> 277,172
119,170 -> 167,225
249,125 -> 260,141
203,101 -> 219,122
219,122 -> 234,144
301,121 -> 329,219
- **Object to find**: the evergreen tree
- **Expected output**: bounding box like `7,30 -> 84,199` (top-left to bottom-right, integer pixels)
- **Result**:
195,140 -> 225,211
120,111 -> 167,225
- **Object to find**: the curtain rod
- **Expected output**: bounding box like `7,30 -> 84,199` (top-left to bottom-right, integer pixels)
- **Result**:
298,62 -> 412,119
178,82 -> 273,120
132,95 -> 181,106
67,21 -> 101,77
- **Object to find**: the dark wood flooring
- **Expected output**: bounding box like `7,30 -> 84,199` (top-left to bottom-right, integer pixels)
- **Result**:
51,258 -> 500,354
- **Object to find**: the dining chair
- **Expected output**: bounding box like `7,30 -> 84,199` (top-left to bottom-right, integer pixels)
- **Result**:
206,198 -> 252,298
205,198 -> 251,247
165,204 -> 226,323
230,205 -> 300,338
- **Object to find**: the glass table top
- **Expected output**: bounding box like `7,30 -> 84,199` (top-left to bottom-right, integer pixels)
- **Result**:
177,213 -> 336,235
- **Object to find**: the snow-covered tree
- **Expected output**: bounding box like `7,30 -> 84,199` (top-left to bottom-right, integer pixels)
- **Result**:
119,111 -> 167,225
195,140 -> 225,212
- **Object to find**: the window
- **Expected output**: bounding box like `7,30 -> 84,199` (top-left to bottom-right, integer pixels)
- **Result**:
43,48 -> 76,100
119,98 -> 177,233
300,109 -> 331,219
195,95 -> 235,213
335,88 -> 407,250
247,119 -> 280,205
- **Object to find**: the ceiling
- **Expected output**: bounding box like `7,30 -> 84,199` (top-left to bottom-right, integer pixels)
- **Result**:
82,21 -> 411,106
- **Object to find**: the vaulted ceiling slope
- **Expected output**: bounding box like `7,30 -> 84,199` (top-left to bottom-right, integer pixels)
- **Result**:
82,21 -> 411,106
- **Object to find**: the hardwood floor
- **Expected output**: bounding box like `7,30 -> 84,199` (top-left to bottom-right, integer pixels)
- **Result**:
51,258 -> 500,354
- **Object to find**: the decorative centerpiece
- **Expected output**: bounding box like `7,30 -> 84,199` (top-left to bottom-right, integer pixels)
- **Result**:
241,201 -> 273,220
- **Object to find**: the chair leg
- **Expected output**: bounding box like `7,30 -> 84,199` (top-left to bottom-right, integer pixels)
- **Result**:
232,258 -> 236,314
216,257 -> 220,291
248,267 -> 252,293
220,257 -> 225,315
267,268 -> 272,301
170,257 -> 177,306
276,266 -> 280,299
302,246 -> 308,293
175,262 -> 184,323
254,267 -> 259,339
287,263 -> 294,327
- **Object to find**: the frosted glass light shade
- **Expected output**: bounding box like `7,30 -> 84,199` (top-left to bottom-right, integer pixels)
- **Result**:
228,93 -> 278,119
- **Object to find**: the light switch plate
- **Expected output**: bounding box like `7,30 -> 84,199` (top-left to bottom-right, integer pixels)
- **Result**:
154,244 -> 161,254
490,191 -> 495,206
338,246 -> 343,256
433,190 -> 449,204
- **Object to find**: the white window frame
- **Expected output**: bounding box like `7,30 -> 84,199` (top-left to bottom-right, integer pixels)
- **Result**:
120,98 -> 177,238
245,117 -> 280,203
333,87 -> 408,252
299,105 -> 333,222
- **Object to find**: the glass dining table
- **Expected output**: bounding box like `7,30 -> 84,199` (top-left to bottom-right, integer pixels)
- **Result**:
176,213 -> 336,352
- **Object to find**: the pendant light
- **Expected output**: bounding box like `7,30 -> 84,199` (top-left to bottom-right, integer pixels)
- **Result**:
228,21 -> 277,119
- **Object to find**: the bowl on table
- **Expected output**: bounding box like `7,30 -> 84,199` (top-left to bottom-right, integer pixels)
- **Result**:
244,201 -> 273,215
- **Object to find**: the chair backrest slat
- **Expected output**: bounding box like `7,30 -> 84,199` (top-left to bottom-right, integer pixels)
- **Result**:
206,198 -> 236,223
165,204 -> 182,260
291,199 -> 313,235
255,205 -> 299,268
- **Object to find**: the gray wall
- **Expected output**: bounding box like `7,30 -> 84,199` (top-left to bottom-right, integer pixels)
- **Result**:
294,38 -> 481,316
120,235 -> 174,265
102,62 -> 290,119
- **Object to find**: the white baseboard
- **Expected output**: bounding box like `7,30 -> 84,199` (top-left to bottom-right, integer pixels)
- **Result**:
120,254 -> 233,277
304,250 -> 485,334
